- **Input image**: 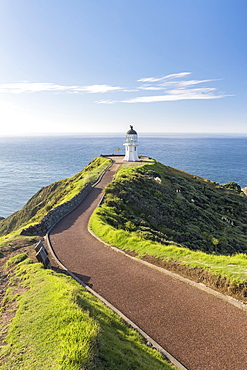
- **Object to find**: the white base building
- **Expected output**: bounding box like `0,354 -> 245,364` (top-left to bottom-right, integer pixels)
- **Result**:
123,125 -> 140,161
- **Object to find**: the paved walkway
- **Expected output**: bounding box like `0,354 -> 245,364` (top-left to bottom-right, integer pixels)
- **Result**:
49,159 -> 247,370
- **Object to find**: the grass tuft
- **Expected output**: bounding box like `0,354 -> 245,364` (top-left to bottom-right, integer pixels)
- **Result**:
5,253 -> 28,268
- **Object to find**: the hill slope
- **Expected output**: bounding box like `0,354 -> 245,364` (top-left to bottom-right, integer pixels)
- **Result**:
100,160 -> 247,255
90,159 -> 247,299
0,157 -> 174,369
0,157 -> 110,237
1,157 -> 247,299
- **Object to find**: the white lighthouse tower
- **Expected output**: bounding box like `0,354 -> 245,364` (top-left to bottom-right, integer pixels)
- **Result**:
123,125 -> 140,161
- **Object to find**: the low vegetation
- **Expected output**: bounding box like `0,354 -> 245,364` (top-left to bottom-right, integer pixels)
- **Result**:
0,255 -> 173,370
90,160 -> 247,297
1,156 -> 247,369
0,157 -> 111,237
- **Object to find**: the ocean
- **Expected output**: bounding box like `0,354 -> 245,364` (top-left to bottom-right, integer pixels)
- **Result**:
1,134 -> 247,218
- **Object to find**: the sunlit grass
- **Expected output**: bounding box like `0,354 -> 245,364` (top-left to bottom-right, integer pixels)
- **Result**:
89,159 -> 247,286
0,157 -> 111,238
0,256 -> 174,370
90,202 -> 247,285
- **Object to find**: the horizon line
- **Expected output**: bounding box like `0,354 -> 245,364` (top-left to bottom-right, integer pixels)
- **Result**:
1,131 -> 247,137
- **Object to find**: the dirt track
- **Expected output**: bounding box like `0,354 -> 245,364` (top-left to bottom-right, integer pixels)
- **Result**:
49,159 -> 247,370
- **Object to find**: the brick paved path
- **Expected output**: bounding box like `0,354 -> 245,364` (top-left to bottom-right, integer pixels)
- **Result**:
49,159 -> 247,370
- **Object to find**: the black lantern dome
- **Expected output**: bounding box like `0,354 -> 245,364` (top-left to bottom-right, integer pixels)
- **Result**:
125,125 -> 138,143
126,125 -> 137,135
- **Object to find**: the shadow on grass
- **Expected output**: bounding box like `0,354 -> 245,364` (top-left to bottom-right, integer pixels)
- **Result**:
52,266 -> 93,288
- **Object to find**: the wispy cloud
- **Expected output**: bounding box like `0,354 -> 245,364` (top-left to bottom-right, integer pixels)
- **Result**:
120,88 -> 225,103
159,79 -> 219,88
138,86 -> 164,91
0,72 -> 231,104
96,99 -> 116,104
97,72 -> 230,103
73,84 -> 123,93
137,72 -> 191,82
0,82 -> 123,94
0,82 -> 71,94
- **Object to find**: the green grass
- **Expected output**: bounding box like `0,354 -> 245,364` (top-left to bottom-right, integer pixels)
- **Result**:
90,208 -> 247,284
5,253 -> 28,268
0,256 -> 174,370
0,157 -> 111,237
89,160 -> 247,286
0,234 -> 36,248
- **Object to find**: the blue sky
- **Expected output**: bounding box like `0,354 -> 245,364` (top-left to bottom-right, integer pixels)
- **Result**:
0,0 -> 247,135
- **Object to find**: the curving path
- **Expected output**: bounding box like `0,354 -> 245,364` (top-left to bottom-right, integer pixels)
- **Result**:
49,158 -> 247,370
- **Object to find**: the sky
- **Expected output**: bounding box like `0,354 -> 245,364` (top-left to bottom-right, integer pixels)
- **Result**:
0,0 -> 247,135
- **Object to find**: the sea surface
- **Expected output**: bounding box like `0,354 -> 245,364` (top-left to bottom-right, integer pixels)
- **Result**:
1,134 -> 247,218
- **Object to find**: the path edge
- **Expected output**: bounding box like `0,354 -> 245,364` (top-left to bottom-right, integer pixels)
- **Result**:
45,158 -> 246,369
45,160 -> 188,370
89,226 -> 247,312
45,231 -> 188,370
88,179 -> 247,313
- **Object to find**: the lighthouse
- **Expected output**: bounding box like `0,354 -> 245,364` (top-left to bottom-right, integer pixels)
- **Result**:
123,125 -> 140,161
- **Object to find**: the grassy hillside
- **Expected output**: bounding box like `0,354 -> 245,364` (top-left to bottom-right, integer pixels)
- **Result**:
0,157 -> 174,369
0,157 -> 111,237
0,254 -> 174,370
97,160 -> 247,255
90,160 -> 247,298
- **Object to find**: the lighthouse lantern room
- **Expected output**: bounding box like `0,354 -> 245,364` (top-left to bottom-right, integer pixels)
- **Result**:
123,125 -> 140,161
